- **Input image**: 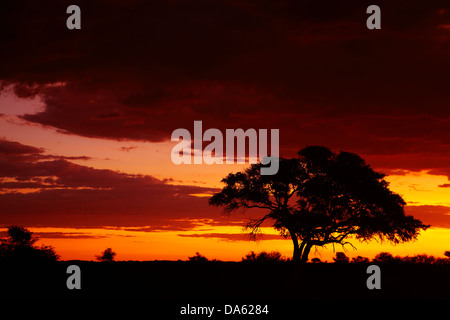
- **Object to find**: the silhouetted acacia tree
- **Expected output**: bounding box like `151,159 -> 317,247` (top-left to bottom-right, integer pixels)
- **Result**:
0,225 -> 59,262
96,248 -> 116,262
209,146 -> 429,264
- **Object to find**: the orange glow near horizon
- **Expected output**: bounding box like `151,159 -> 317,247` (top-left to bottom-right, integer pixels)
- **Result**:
1,89 -> 450,262
386,171 -> 450,206
19,168 -> 446,262
2,225 -> 446,262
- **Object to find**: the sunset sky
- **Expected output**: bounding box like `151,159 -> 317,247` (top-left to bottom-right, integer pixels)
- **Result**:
1,0 -> 450,261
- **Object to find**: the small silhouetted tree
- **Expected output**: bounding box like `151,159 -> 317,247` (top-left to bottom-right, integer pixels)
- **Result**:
0,225 -> 59,262
210,146 -> 429,264
444,251 -> 450,259
333,252 -> 350,263
188,252 -> 208,262
6,226 -> 36,247
96,248 -> 116,262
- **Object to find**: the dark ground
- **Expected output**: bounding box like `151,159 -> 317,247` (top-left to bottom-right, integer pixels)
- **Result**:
1,260 -> 449,315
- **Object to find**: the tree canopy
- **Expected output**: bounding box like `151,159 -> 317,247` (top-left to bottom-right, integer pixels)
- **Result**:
0,225 -> 59,262
209,146 -> 429,263
96,247 -> 116,262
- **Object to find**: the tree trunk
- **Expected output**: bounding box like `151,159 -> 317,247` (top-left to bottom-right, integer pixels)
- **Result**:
289,230 -> 313,264
288,228 -> 300,263
300,242 -> 312,264
294,240 -> 312,280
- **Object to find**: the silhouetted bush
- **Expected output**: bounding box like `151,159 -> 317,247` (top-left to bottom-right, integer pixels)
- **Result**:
333,252 -> 350,263
351,256 -> 370,263
401,254 -> 435,264
241,251 -> 287,262
372,252 -> 397,263
188,252 -> 209,262
434,258 -> 450,265
369,252 -> 449,264
0,225 -> 59,263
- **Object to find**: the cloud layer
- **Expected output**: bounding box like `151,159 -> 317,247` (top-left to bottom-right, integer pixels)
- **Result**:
1,1 -> 449,158
0,139 -> 245,230
1,1 -> 450,233
1,139 -> 449,231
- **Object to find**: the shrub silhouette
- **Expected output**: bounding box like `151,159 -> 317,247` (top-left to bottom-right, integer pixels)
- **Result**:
402,254 -> 436,264
0,225 -> 59,262
351,256 -> 370,263
242,251 -> 286,262
372,252 -> 397,263
96,248 -> 116,262
188,252 -> 208,262
333,252 -> 350,263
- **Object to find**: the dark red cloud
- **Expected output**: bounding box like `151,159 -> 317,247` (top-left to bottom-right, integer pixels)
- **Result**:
0,139 -> 44,155
405,205 -> 450,228
178,232 -> 285,242
0,139 -> 241,229
0,185 -> 248,230
34,232 -> 114,240
438,184 -> 450,188
0,230 -> 130,240
0,139 -> 92,166
1,0 -> 450,179
2,139 -> 450,230
1,1 -> 450,232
